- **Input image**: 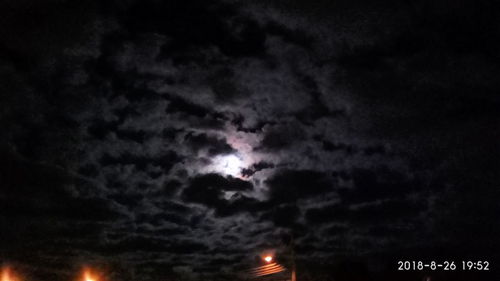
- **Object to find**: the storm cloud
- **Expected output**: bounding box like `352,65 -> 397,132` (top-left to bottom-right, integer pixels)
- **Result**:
1,0 -> 499,280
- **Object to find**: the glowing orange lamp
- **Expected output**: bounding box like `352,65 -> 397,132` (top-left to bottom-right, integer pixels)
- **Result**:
82,268 -> 97,281
1,266 -> 20,281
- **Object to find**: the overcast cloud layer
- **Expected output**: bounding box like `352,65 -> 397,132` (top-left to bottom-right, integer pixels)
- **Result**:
1,1 -> 499,280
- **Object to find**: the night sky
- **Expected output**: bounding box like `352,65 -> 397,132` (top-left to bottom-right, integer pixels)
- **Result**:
1,1 -> 499,280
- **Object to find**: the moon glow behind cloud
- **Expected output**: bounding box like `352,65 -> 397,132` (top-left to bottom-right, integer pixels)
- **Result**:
213,154 -> 244,177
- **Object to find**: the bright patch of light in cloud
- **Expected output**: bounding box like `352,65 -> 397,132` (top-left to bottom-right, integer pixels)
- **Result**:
213,154 -> 244,177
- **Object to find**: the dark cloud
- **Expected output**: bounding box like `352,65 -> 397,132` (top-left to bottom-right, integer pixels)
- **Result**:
0,148 -> 125,274
155,199 -> 191,215
99,151 -> 181,173
339,167 -> 424,203
320,139 -> 357,154
260,204 -> 301,228
181,173 -> 257,217
231,115 -> 276,133
122,0 -> 266,59
305,199 -> 425,225
108,192 -> 144,208
158,180 -> 183,197
87,119 -> 121,139
137,211 -> 190,227
101,235 -> 208,255
183,132 -> 235,156
1,0 -> 499,280
165,95 -> 214,118
258,123 -> 306,151
266,169 -> 333,204
183,174 -> 253,203
209,67 -> 250,103
0,148 -> 123,222
240,161 -> 274,177
216,194 -> 261,217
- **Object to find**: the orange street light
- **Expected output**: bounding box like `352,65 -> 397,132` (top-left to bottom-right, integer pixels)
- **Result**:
82,268 -> 97,281
263,255 -> 273,263
1,266 -> 20,281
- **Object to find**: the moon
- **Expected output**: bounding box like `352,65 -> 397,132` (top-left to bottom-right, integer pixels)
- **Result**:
213,154 -> 244,177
